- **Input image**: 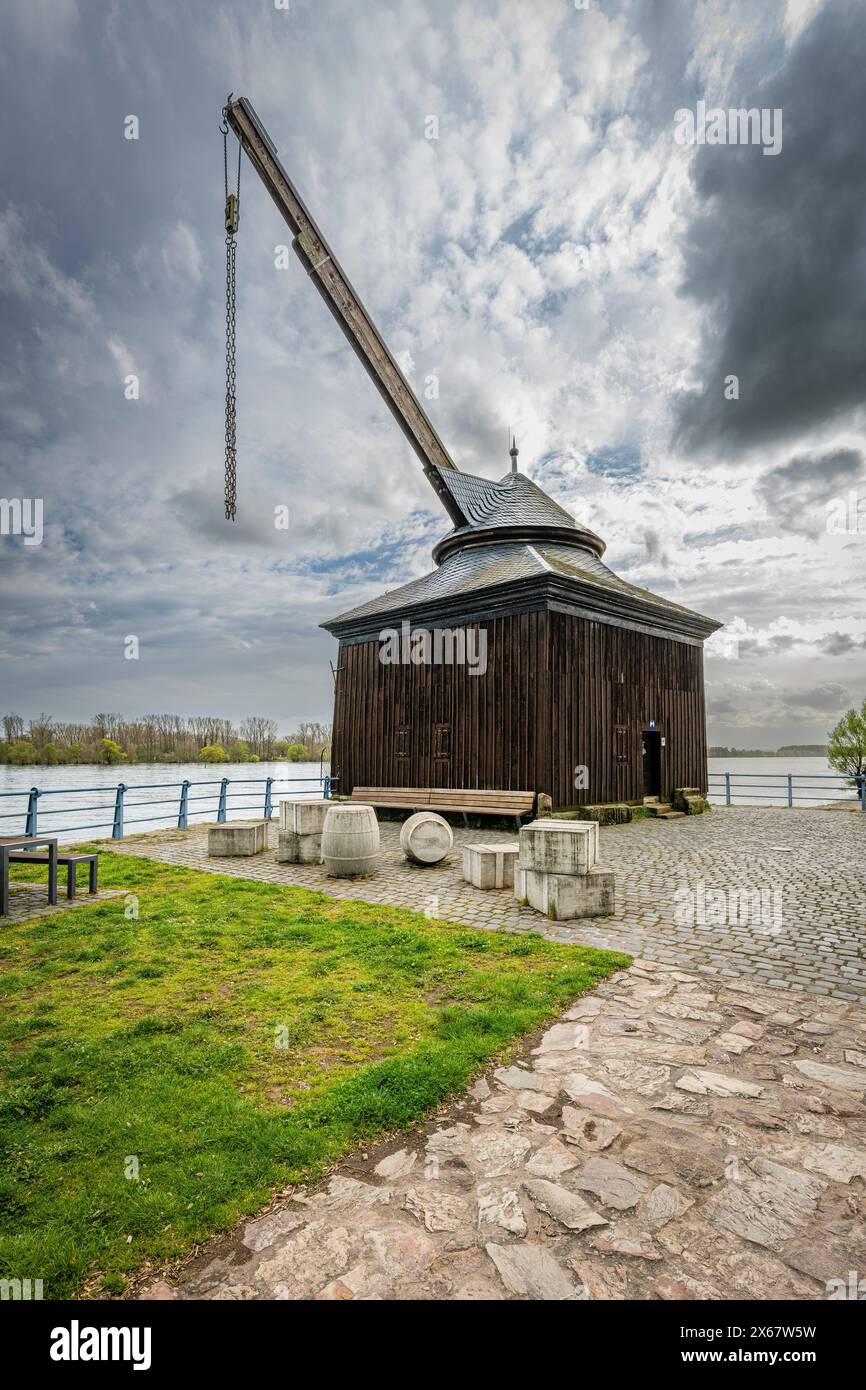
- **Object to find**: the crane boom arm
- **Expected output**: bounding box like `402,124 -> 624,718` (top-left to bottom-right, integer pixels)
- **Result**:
224,96 -> 457,481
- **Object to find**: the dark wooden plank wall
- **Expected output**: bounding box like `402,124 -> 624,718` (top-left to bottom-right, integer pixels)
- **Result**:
331,610 -> 709,806
548,612 -> 708,806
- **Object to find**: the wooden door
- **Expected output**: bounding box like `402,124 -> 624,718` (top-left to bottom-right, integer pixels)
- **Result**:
642,730 -> 661,797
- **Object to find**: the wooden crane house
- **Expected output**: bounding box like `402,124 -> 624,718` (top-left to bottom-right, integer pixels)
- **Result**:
222,97 -> 721,810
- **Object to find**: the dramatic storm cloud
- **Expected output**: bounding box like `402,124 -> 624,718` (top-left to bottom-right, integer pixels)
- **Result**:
0,0 -> 863,745
674,0 -> 866,456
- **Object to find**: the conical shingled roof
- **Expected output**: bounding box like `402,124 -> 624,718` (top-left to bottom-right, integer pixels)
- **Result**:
430,468 -> 606,561
323,462 -> 721,645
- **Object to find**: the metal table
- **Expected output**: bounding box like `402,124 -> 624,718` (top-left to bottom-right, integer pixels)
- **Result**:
0,835 -> 59,915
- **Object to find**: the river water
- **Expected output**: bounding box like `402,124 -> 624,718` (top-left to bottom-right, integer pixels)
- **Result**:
0,760 -> 329,843
0,756 -> 857,843
705,756 -> 853,807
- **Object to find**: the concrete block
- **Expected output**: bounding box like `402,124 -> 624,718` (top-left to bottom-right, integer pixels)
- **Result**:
515,866 -> 615,921
462,841 -> 519,890
279,798 -> 330,834
208,821 -> 268,857
518,818 -> 599,875
276,830 -> 322,864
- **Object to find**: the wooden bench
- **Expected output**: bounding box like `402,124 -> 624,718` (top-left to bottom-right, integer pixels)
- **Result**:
6,851 -> 98,901
351,787 -> 547,829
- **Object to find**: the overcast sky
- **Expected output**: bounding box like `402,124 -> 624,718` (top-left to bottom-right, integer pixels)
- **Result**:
1,0 -> 863,746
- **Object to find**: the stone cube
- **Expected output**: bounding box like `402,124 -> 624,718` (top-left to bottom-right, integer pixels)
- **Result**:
208,821 -> 268,857
518,818 -> 599,875
515,866 -> 615,921
462,841 -> 519,890
276,830 -> 322,864
279,798 -> 330,834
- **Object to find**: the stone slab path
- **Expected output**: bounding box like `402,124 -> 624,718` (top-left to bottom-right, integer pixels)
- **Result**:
141,963 -> 866,1301
2,881 -> 122,924
111,807 -> 866,1001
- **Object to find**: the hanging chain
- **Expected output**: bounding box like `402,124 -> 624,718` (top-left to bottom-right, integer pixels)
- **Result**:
224,231 -> 237,521
222,104 -> 241,521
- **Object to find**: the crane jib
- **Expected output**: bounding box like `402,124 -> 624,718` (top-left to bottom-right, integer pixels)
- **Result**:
221,94 -> 457,522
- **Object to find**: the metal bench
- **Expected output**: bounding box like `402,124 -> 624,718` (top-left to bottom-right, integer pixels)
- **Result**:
351,787 -> 547,830
6,851 -> 98,901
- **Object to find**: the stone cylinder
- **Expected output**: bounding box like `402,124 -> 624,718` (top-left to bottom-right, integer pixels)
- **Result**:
400,811 -> 453,865
321,803 -> 380,877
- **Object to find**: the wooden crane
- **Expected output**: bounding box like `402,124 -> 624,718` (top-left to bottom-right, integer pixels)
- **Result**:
221,95 -> 458,521
220,95 -> 720,811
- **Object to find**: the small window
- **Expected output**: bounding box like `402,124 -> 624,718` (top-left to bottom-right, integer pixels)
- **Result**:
434,723 -> 451,759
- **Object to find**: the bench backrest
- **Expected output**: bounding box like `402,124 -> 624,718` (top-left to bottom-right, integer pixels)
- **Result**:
352,787 -> 431,807
351,786 -> 536,814
429,789 -> 535,812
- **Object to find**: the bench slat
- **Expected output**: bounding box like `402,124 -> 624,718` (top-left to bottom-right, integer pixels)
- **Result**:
352,790 -> 430,806
430,797 -> 533,807
430,800 -> 530,811
428,797 -> 531,806
351,787 -> 536,817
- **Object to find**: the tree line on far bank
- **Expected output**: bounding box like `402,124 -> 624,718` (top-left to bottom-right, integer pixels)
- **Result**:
710,702 -> 866,781
0,714 -> 331,767
708,744 -> 828,757
4,703 -> 863,780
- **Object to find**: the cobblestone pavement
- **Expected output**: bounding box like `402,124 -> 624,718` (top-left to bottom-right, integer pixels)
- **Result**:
141,963 -> 866,1302
1,881 -> 122,923
110,807 -> 866,1002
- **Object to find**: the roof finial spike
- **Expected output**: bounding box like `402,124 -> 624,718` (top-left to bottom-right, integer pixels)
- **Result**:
509,433 -> 519,475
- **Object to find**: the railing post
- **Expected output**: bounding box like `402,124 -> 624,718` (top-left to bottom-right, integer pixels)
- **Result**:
25,786 -> 40,837
264,777 -> 274,820
787,773 -> 793,809
860,775 -> 866,814
112,783 -> 126,839
218,778 -> 228,822
323,775 -> 331,800
725,772 -> 731,807
178,780 -> 190,830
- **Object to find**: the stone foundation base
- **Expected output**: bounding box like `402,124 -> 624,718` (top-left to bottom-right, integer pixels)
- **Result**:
578,803 -> 633,826
276,830 -> 322,864
685,797 -> 711,814
515,865 -> 615,920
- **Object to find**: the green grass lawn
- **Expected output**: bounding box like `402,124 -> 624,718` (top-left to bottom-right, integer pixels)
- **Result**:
0,848 -> 628,1297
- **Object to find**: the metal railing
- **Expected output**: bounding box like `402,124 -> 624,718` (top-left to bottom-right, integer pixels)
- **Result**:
0,772 -> 339,841
708,770 -> 866,810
